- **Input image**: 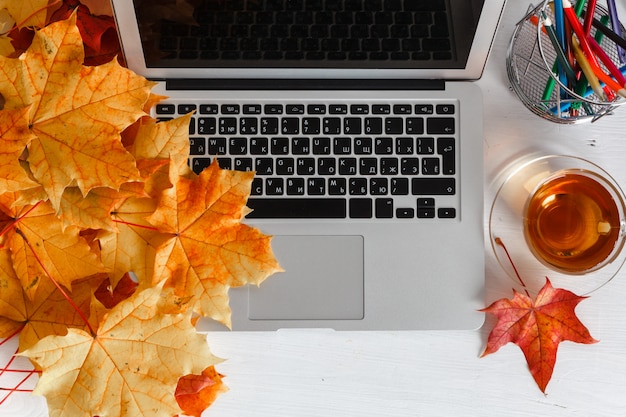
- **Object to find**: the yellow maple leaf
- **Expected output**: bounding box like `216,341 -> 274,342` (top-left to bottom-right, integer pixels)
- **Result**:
20,285 -> 221,417
0,193 -> 107,298
148,160 -> 283,327
0,13 -> 155,209
0,0 -> 49,28
0,106 -> 39,193
0,254 -> 104,351
99,196 -> 160,288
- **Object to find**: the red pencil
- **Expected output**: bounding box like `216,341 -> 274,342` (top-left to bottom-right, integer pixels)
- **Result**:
583,0 -> 597,35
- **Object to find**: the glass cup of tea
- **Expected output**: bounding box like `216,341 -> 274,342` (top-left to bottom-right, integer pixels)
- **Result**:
489,155 -> 626,294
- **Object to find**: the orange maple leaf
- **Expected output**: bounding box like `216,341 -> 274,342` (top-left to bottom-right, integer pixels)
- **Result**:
148,160 -> 283,327
481,278 -> 598,393
20,285 -> 221,417
0,13 -> 154,209
176,366 -> 228,417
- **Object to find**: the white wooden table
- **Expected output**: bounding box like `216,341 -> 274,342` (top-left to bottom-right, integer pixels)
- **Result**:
3,1 -> 626,416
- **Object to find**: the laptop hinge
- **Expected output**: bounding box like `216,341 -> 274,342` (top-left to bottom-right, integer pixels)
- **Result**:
165,78 -> 445,91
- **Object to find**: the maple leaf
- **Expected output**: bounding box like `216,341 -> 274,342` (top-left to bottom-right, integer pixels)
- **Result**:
0,106 -> 39,193
148,160 -> 283,327
176,366 -> 228,417
93,273 -> 138,309
0,0 -> 49,28
19,284 -> 222,417
0,13 -> 154,209
48,0 -> 122,66
481,278 -> 598,393
0,193 -> 106,298
0,255 -> 105,351
99,196 -> 161,288
127,114 -> 194,182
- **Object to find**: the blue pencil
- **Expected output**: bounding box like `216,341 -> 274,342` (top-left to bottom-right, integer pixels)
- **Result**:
552,0 -> 568,90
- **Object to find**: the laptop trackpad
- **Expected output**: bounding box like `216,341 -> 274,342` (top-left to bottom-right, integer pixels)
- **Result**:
248,235 -> 364,320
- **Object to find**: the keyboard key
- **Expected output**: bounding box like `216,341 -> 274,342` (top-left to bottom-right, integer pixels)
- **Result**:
323,117 -> 341,134
200,104 -> 218,114
391,178 -> 409,195
328,178 -> 347,195
286,104 -> 305,114
354,137 -> 372,154
266,178 -> 284,195
307,104 -> 326,114
375,198 -> 394,218
156,104 -> 175,114
349,198 -> 372,218
178,104 -> 197,114
427,117 -> 455,134
350,104 -> 369,114
247,198 -> 347,218
329,104 -> 348,114
437,137 -> 455,175
412,178 -> 455,195
415,104 -> 434,114
349,178 -> 367,195
396,207 -> 415,218
372,104 -> 391,114
287,178 -> 305,195
436,104 -> 455,115
243,104 -> 262,114
307,178 -> 326,195
189,138 -> 205,155
438,207 -> 456,218
221,104 -> 240,114
302,118 -> 321,134
265,104 -> 283,114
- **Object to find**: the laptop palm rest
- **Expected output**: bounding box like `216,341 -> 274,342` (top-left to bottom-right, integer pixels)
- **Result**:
248,235 -> 364,321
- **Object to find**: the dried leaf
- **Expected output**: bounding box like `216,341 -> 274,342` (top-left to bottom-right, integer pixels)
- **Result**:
0,106 -> 39,193
149,160 -> 282,327
0,260 -> 105,351
176,366 -> 228,417
0,13 -> 154,209
0,193 -> 107,298
481,278 -> 598,393
20,285 -> 221,417
0,0 -> 49,28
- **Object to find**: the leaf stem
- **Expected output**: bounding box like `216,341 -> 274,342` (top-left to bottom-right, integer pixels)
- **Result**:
495,237 -> 530,297
112,218 -> 160,232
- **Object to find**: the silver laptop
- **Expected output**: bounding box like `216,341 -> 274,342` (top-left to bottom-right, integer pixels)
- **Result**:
112,0 -> 506,331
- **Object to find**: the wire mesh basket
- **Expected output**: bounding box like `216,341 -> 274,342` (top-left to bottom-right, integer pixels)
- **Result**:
507,1 -> 626,123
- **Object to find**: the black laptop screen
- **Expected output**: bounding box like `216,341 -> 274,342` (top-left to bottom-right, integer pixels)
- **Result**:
133,0 -> 485,70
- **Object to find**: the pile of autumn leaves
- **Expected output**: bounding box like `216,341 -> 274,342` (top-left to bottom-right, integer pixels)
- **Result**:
0,13 -> 281,417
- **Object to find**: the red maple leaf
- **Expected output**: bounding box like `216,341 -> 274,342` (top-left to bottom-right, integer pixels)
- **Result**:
480,278 -> 598,393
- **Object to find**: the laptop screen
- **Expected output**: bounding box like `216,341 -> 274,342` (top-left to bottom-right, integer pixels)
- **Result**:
131,0 -> 485,71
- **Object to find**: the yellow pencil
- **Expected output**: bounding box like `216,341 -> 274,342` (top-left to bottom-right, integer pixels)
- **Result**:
571,35 -> 607,100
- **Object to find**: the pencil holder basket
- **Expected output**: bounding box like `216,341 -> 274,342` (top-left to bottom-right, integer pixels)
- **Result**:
507,0 -> 626,123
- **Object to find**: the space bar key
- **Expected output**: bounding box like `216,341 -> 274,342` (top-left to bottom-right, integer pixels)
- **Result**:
246,198 -> 347,219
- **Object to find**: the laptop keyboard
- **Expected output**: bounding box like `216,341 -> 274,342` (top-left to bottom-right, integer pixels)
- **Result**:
159,0 -> 453,62
156,100 -> 458,220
